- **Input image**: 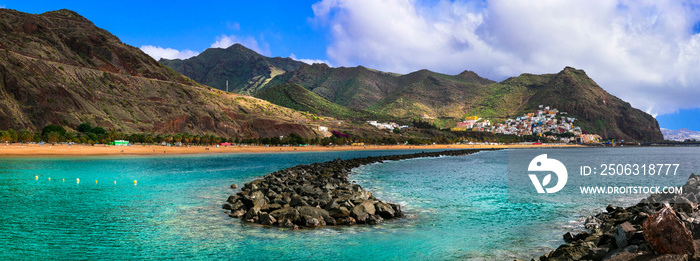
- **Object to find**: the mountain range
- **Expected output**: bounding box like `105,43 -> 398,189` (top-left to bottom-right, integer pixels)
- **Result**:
661,128 -> 700,141
162,45 -> 663,141
0,9 -> 326,139
0,8 -> 665,142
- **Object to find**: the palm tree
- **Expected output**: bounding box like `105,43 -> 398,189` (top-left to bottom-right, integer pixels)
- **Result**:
18,130 -> 32,143
46,132 -> 60,144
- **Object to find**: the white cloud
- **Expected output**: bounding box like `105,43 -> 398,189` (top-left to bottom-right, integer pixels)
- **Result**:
211,34 -> 271,56
140,45 -> 199,60
290,53 -> 332,66
227,22 -> 241,31
311,0 -> 700,116
0,5 -> 5,9
140,32 -> 272,64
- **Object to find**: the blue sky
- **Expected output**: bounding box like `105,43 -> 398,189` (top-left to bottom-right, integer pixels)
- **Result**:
1,0 -> 700,131
0,0 -> 329,61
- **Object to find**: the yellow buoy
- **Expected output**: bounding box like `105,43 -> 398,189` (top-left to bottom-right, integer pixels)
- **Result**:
114,181 -> 116,184
134,180 -> 137,185
77,178 -> 80,184
95,180 -> 98,184
35,176 -> 38,180
62,178 -> 65,182
48,177 -> 51,181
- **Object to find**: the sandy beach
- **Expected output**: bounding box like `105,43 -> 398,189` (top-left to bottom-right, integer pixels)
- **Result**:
0,143 -> 580,157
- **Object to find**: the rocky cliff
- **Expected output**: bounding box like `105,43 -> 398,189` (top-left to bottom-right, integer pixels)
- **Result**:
0,9 -> 324,139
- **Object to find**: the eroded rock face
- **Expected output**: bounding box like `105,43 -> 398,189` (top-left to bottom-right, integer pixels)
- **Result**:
0,9 -> 321,138
643,206 -> 695,256
223,149 -> 486,228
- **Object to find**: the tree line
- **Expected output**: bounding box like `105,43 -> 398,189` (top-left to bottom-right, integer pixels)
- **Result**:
0,123 -> 230,145
0,123 -> 546,146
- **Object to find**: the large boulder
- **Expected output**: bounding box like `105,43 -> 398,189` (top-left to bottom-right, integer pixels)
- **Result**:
642,206 -> 695,255
562,232 -> 589,244
304,217 -> 322,227
329,206 -> 351,218
375,202 -> 396,219
270,207 -> 301,225
290,196 -> 308,207
367,214 -> 383,225
544,242 -> 593,260
298,206 -> 331,227
240,191 -> 267,209
229,209 -> 246,218
390,203 -> 404,218
298,206 -> 330,218
324,216 -> 337,226
260,213 -> 277,225
672,196 -> 697,214
351,200 -> 376,223
260,203 -> 282,213
614,222 -> 636,248
244,207 -> 261,222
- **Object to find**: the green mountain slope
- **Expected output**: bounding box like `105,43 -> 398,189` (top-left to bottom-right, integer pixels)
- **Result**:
254,83 -> 385,120
160,44 -> 305,95
267,66 -> 661,141
0,9 -> 325,139
263,64 -> 406,109
523,67 -> 662,141
369,69 -> 498,118
159,37 -> 662,141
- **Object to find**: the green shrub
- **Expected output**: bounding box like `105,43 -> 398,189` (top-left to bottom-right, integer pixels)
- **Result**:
77,123 -> 92,133
41,124 -> 66,136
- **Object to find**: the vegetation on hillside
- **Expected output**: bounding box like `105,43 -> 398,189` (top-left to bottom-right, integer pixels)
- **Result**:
0,8 -> 661,142
162,41 -> 664,141
160,44 -> 304,94
255,83 -> 391,120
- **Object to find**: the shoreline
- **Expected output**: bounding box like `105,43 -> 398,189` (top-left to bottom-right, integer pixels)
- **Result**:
0,143 -> 580,157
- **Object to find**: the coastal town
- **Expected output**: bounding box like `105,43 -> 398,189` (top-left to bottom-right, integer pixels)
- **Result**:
367,105 -> 601,143
452,105 -> 601,143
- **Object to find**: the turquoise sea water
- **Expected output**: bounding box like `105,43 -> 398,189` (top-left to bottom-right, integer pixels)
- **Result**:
1,147 -> 699,260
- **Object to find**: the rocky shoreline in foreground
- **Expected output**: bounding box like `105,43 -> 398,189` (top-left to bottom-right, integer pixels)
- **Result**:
223,149 -> 491,229
534,174 -> 700,261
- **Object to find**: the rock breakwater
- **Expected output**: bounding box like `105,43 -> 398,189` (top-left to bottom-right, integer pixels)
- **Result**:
536,174 -> 700,261
223,149 -> 489,229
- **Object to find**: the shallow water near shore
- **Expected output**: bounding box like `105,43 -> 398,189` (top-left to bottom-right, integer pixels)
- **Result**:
1,147 -> 699,260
